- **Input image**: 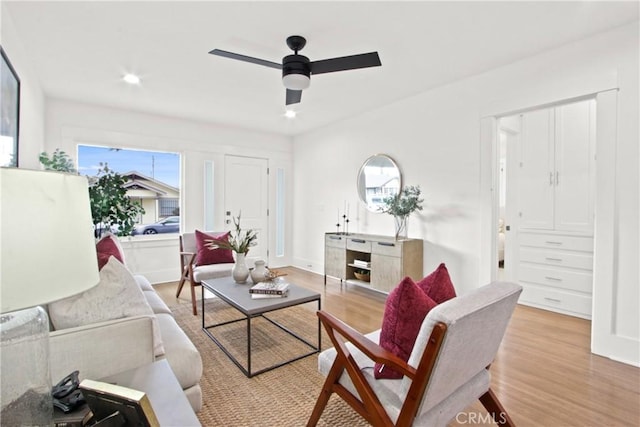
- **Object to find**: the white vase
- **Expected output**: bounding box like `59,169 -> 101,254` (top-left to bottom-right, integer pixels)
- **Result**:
250,259 -> 267,284
232,253 -> 250,284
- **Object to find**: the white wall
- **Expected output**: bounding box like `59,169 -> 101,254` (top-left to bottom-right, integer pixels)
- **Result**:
0,2 -> 45,169
44,99 -> 294,282
292,22 -> 639,364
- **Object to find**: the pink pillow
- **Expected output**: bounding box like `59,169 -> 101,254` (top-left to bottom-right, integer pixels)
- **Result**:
375,276 -> 437,379
96,233 -> 125,270
194,230 -> 234,266
416,263 -> 457,304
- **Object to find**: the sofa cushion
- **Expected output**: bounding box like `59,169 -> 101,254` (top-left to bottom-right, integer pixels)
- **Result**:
192,263 -> 234,283
143,290 -> 172,315
49,257 -> 165,357
156,313 -> 203,390
416,263 -> 457,304
134,274 -> 154,292
375,276 -> 437,379
194,230 -> 234,266
96,233 -> 125,270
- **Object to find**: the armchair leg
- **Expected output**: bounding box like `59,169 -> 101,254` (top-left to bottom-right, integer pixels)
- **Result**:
176,274 -> 186,298
307,361 -> 344,426
479,389 -> 515,427
176,265 -> 189,298
190,282 -> 198,316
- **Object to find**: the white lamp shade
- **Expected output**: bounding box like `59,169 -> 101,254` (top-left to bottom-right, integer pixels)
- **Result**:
282,73 -> 310,90
0,168 -> 100,312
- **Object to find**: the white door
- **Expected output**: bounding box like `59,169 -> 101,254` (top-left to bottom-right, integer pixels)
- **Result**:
224,155 -> 269,263
554,99 -> 596,234
519,108 -> 555,231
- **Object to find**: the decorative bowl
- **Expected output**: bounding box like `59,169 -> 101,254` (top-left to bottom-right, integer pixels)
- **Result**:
354,272 -> 370,282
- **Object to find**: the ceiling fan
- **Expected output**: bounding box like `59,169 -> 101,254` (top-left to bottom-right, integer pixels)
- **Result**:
209,35 -> 382,106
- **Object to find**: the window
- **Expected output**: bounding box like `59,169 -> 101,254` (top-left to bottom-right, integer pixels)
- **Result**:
78,145 -> 180,236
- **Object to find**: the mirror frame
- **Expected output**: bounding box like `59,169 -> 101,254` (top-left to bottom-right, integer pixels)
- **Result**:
357,154 -> 402,213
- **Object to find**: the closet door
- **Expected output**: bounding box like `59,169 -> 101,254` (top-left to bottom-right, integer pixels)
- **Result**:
519,108 -> 555,231
554,99 -> 596,234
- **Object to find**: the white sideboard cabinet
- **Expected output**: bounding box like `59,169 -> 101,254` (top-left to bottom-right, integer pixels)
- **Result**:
324,233 -> 423,294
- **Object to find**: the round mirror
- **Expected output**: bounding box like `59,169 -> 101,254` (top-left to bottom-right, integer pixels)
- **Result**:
357,154 -> 402,213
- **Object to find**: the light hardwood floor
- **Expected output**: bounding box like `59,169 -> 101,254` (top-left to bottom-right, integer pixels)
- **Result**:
155,267 -> 640,426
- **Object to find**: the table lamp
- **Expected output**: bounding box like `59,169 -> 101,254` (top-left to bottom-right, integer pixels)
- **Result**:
0,168 -> 100,425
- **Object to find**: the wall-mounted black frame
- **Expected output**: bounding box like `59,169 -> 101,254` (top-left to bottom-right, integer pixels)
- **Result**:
1,46 -> 21,167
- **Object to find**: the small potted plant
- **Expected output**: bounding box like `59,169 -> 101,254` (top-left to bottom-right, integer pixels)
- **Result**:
379,185 -> 424,240
205,212 -> 258,283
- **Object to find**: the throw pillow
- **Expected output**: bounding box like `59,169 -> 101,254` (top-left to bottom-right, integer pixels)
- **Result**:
96,233 -> 125,270
194,230 -> 234,266
49,257 -> 165,357
416,263 -> 457,304
375,276 -> 437,379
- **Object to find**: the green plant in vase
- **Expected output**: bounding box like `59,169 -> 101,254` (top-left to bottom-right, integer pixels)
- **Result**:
379,185 -> 424,239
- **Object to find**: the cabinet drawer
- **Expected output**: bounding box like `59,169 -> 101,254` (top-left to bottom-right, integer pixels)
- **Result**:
325,234 -> 346,249
520,248 -> 593,270
519,265 -> 592,293
519,233 -> 593,252
347,238 -> 372,253
371,241 -> 402,257
519,284 -> 592,318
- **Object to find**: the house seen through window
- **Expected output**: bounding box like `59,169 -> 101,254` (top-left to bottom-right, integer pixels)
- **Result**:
78,145 -> 180,236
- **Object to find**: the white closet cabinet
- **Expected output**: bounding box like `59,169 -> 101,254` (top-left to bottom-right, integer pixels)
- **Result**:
515,99 -> 595,319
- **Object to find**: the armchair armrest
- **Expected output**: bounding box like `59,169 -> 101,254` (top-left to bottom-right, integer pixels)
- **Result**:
180,251 -> 196,268
318,311 -> 416,378
50,315 -> 156,384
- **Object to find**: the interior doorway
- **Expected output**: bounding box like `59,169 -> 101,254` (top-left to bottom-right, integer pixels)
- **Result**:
494,99 -> 596,320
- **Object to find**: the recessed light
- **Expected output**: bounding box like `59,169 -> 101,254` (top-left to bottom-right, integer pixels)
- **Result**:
284,110 -> 296,119
123,73 -> 141,85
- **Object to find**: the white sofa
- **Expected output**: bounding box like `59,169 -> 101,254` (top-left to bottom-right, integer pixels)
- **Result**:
48,274 -> 203,412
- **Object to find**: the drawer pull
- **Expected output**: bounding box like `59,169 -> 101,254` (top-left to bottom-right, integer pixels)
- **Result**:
544,297 -> 562,303
545,257 -> 563,262
545,276 -> 562,282
329,236 -> 342,240
351,239 -> 366,244
545,241 -> 563,245
377,242 -> 396,247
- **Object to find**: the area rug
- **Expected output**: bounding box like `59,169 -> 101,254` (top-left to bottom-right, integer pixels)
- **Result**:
171,298 -> 369,426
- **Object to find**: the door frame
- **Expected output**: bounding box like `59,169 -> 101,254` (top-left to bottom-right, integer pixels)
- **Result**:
479,70 -> 639,365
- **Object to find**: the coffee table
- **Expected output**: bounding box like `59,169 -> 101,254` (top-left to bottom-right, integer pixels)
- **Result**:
200,276 -> 321,378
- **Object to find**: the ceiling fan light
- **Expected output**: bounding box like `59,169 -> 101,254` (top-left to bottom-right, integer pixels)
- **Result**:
282,74 -> 310,90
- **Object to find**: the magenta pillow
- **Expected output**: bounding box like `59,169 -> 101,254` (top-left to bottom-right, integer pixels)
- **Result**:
416,263 -> 457,304
375,276 -> 437,379
194,230 -> 234,266
96,234 -> 124,270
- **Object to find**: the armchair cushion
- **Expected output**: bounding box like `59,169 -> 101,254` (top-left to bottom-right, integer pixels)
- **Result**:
49,257 -> 165,357
416,263 -> 457,304
96,233 -> 125,270
375,276 -> 437,379
194,230 -> 234,266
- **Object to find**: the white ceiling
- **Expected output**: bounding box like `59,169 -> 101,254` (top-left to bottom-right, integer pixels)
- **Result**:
4,1 -> 638,136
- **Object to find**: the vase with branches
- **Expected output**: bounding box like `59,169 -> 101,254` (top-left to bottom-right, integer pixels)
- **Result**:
205,212 -> 258,283
379,185 -> 424,239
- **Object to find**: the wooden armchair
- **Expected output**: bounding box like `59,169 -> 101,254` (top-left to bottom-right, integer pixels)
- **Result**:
308,281 -> 522,427
176,232 -> 233,315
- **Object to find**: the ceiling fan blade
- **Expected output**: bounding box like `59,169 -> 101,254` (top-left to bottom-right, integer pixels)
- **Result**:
310,52 -> 381,75
286,89 -> 302,105
209,49 -> 282,70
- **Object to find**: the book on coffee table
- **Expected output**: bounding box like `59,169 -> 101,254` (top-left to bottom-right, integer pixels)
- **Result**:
250,291 -> 289,299
249,281 -> 290,295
